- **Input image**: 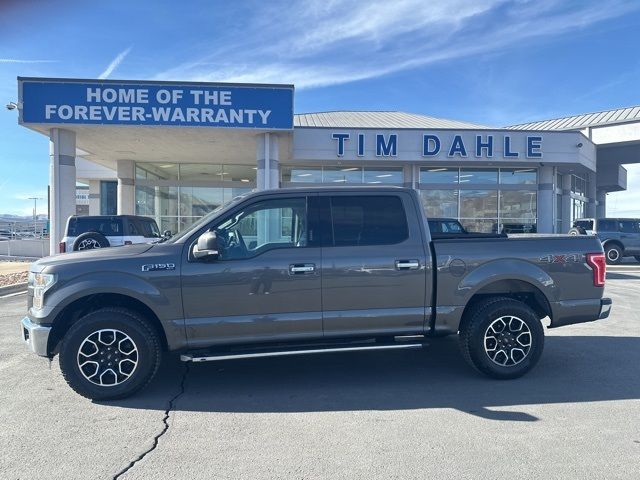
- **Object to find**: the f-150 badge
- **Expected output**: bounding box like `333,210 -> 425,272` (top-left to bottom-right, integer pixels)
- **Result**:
141,263 -> 176,272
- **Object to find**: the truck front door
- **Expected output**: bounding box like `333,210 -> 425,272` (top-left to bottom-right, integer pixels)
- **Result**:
319,192 -> 430,337
181,194 -> 322,348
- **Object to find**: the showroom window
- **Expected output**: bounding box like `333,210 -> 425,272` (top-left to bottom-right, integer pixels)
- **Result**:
134,162 -> 255,235
282,166 -> 403,185
418,167 -> 537,233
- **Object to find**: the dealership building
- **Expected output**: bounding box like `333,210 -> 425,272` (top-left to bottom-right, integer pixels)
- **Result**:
15,77 -> 640,252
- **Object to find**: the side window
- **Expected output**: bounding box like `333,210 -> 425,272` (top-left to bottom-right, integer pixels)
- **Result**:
445,221 -> 463,233
128,220 -> 140,236
329,195 -> 408,246
141,220 -> 161,238
427,221 -> 442,233
619,220 -> 639,233
214,197 -> 307,260
597,219 -> 616,231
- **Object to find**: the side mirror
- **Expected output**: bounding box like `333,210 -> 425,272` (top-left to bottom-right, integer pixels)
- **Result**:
193,231 -> 220,259
163,229 -> 172,238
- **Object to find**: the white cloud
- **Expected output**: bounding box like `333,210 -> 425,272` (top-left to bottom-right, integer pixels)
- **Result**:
98,46 -> 132,79
0,58 -> 54,63
154,0 -> 640,89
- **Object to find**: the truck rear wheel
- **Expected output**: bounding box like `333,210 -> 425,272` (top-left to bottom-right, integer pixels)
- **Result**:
459,297 -> 544,379
59,308 -> 161,400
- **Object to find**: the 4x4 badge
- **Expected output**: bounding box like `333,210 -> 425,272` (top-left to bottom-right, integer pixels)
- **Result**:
141,263 -> 176,272
539,254 -> 581,263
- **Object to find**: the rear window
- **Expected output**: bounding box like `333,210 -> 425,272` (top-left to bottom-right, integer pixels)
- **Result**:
68,217 -> 123,236
329,195 -> 408,246
575,220 -> 594,230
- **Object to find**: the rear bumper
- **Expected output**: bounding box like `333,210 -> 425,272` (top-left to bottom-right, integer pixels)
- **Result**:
550,297 -> 612,328
21,316 -> 51,357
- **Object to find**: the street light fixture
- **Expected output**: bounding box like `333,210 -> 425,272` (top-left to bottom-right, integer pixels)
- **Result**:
28,197 -> 42,236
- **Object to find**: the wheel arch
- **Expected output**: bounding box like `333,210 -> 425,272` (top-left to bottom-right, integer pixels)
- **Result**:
458,279 -> 552,334
47,293 -> 168,356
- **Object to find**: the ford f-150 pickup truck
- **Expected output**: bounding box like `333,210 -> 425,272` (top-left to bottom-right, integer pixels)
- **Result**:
21,187 -> 611,400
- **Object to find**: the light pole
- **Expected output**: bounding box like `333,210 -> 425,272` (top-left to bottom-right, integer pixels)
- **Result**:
28,197 -> 42,236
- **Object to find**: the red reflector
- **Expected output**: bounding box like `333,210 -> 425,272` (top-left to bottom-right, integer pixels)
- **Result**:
124,240 -> 133,245
586,253 -> 606,287
59,241 -> 66,253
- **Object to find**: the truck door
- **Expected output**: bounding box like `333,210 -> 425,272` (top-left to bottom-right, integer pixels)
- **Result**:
319,192 -> 430,337
181,194 -> 322,348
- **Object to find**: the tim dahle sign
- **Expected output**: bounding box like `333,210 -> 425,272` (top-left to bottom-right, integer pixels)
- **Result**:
331,132 -> 543,158
19,79 -> 294,129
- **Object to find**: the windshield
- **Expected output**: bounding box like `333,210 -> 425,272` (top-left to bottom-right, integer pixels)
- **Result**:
165,191 -> 253,243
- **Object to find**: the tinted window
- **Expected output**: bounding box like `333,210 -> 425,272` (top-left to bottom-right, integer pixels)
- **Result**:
443,221 -> 464,233
329,196 -> 408,246
140,219 -> 161,237
619,220 -> 640,233
597,220 -> 616,231
69,217 -> 123,236
575,220 -> 594,230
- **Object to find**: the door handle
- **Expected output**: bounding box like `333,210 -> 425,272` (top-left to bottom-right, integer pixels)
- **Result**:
289,263 -> 315,275
395,260 -> 420,270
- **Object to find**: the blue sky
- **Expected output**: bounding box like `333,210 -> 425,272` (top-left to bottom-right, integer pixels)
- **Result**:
1,0 -> 640,215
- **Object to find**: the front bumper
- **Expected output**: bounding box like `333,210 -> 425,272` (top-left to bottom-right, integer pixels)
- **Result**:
21,316 -> 51,357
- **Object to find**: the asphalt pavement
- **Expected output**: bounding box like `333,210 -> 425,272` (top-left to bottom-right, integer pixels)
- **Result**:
1,271 -> 639,479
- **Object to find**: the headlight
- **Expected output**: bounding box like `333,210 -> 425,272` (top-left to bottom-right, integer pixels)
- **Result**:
32,273 -> 56,310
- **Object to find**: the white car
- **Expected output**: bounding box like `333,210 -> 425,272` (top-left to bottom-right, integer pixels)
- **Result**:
59,215 -> 164,253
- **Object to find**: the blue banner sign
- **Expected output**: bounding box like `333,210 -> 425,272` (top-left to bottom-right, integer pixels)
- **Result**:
19,79 -> 294,129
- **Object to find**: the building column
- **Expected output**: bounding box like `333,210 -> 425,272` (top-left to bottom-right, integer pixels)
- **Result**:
537,166 -> 554,233
49,128 -> 77,254
596,190 -> 607,218
117,160 -> 135,214
256,133 -> 280,190
561,174 -> 572,232
586,172 -> 597,217
88,180 -> 101,215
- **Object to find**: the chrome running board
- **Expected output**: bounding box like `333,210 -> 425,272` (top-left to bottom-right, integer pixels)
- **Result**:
180,342 -> 423,363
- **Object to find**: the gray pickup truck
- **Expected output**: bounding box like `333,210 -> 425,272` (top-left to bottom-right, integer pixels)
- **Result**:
22,187 -> 611,400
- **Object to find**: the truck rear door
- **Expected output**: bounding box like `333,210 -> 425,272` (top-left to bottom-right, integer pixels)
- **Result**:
318,191 -> 430,337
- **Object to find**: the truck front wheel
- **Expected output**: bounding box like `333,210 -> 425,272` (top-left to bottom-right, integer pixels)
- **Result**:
59,308 -> 162,400
459,297 -> 544,379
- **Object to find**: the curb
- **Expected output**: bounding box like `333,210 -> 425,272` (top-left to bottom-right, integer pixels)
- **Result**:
0,282 -> 28,297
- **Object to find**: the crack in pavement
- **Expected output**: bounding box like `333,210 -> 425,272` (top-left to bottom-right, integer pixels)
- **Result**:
113,362 -> 190,480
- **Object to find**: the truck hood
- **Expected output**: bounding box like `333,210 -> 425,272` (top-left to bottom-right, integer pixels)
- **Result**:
31,243 -> 155,272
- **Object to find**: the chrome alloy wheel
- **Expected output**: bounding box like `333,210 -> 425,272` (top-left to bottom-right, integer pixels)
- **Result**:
77,329 -> 139,386
77,238 -> 101,250
483,316 -> 532,366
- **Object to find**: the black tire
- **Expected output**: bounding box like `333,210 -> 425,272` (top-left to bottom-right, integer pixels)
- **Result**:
568,227 -> 585,235
73,231 -> 110,251
59,308 -> 162,400
459,297 -> 544,379
604,243 -> 623,265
